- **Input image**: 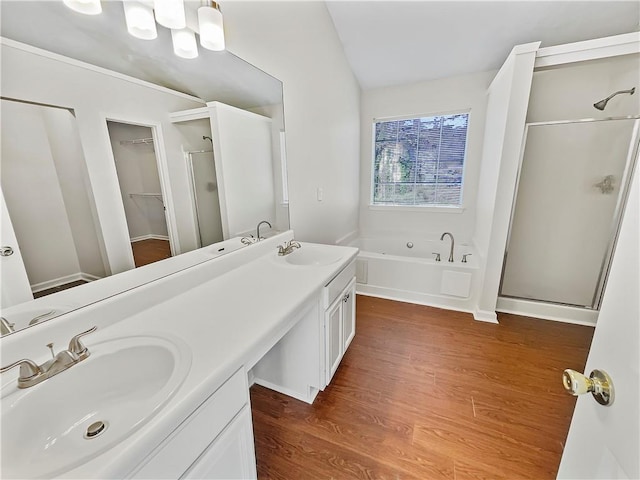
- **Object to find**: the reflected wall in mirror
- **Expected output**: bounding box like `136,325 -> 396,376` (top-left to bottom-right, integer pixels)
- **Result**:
1,99 -> 106,300
0,1 -> 289,335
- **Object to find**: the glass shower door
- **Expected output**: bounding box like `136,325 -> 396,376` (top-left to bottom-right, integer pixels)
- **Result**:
501,118 -> 639,308
188,151 -> 224,248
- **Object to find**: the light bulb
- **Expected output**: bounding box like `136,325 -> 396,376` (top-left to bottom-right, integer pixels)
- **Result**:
171,28 -> 198,59
123,1 -> 157,40
154,0 -> 186,29
197,3 -> 225,51
63,0 -> 102,15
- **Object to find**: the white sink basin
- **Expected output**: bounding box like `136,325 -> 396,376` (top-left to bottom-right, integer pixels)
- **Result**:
284,245 -> 343,266
1,334 -> 191,479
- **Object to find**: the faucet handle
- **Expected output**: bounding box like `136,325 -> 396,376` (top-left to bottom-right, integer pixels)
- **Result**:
68,326 -> 97,358
432,252 -> 441,262
0,359 -> 41,380
461,253 -> 472,263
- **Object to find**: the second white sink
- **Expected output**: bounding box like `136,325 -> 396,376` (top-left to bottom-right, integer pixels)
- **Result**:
284,244 -> 343,266
1,334 -> 191,479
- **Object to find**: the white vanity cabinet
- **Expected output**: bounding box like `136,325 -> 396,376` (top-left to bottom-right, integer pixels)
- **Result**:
130,368 -> 256,480
323,261 -> 356,385
182,406 -> 256,479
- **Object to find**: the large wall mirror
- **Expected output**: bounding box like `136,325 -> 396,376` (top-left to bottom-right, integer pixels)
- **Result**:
0,1 -> 289,335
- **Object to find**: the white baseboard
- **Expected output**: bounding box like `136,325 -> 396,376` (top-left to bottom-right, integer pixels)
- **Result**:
31,272 -> 102,293
473,309 -> 499,324
356,285 -> 476,318
497,297 -> 598,327
253,378 -> 318,405
130,234 -> 169,243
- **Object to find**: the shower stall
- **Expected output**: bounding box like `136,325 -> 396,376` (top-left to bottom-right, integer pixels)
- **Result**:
186,149 -> 223,248
500,116 -> 639,310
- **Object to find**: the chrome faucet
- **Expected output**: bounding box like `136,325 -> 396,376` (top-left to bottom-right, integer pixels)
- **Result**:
277,240 -> 301,256
440,232 -> 455,262
1,316 -> 15,336
256,220 -> 272,240
0,326 -> 97,388
240,236 -> 257,245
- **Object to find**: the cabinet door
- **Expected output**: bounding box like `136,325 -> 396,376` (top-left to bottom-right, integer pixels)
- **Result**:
342,278 -> 356,352
325,297 -> 343,385
182,406 -> 257,480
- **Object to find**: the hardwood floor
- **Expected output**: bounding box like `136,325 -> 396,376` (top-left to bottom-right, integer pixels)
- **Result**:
33,280 -> 87,298
250,295 -> 594,479
131,238 -> 171,267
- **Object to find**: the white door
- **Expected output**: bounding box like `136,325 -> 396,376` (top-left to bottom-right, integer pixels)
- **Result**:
557,166 -> 639,479
0,189 -> 33,309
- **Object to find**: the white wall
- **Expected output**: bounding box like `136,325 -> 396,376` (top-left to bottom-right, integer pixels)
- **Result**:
41,107 -> 106,279
1,40 -> 205,275
209,102 -> 275,238
358,71 -> 495,244
249,103 -> 290,234
107,122 -> 168,242
1,101 -> 84,288
222,2 -> 361,244
472,43 -> 540,322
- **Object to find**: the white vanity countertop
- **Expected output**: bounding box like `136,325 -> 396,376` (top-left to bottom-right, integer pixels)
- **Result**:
2,233 -> 358,478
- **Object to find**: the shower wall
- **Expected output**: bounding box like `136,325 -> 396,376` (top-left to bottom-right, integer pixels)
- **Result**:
527,54 -> 640,122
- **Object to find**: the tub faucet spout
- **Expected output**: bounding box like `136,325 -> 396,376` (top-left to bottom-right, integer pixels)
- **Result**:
440,232 -> 455,262
256,220 -> 272,240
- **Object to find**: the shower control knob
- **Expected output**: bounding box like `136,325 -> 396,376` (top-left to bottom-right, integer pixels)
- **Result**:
0,246 -> 14,257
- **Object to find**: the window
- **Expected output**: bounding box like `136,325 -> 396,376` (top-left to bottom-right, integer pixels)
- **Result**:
372,112 -> 469,206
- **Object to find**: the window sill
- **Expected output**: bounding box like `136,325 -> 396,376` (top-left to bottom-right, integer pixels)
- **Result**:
368,204 -> 466,214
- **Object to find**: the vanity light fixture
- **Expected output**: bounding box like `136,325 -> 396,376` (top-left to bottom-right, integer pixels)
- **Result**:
63,0 -> 227,59
63,0 -> 102,15
171,28 -> 199,59
154,0 -> 186,30
198,1 -> 225,51
123,1 -> 158,40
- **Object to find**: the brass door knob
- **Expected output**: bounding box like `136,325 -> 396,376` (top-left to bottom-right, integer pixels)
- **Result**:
562,369 -> 615,406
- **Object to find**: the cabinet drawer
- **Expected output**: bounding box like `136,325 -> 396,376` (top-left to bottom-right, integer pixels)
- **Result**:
323,260 -> 356,308
131,368 -> 248,479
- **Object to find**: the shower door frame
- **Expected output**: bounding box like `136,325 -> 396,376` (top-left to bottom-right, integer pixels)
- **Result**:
185,149 -> 220,249
499,115 -> 640,310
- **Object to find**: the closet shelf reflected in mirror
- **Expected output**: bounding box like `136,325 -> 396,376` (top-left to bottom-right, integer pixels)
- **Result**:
120,137 -> 153,145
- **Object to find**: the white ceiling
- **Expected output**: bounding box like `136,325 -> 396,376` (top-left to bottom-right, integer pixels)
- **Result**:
0,1 -> 282,108
325,1 -> 640,89
2,1 -> 638,98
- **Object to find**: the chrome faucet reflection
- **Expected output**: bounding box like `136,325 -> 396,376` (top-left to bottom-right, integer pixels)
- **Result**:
1,316 -> 15,336
256,220 -> 272,240
277,240 -> 301,256
0,326 -> 97,388
440,232 -> 455,262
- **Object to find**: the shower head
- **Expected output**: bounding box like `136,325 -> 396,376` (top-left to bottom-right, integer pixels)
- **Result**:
203,135 -> 213,142
593,87 -> 635,111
